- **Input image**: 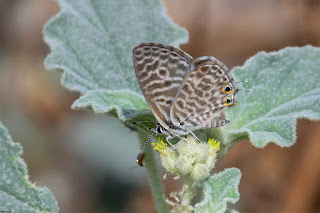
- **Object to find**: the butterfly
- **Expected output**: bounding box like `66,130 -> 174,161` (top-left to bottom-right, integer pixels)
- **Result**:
133,42 -> 238,140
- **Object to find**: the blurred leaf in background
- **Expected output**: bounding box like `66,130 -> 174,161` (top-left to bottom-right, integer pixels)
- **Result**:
0,122 -> 58,213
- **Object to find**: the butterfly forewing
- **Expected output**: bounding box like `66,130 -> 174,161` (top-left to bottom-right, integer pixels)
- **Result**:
133,43 -> 193,129
170,57 -> 238,130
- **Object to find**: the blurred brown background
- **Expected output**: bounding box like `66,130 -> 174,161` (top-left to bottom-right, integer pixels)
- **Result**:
0,0 -> 319,212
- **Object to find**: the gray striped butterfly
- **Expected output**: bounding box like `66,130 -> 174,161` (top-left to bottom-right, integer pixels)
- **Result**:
133,43 -> 239,164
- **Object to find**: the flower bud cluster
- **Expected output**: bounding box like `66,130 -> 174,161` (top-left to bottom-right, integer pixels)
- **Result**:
152,136 -> 220,182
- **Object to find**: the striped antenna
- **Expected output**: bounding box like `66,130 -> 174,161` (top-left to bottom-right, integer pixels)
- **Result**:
132,121 -> 157,125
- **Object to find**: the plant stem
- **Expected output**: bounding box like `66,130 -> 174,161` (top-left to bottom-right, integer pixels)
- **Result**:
138,132 -> 169,213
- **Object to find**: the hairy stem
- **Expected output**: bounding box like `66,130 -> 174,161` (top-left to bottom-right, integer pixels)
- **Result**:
138,132 -> 169,213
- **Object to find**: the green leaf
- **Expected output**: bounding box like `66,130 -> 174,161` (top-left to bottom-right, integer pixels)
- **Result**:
72,89 -> 149,120
194,168 -> 241,213
44,0 -> 188,120
0,122 -> 58,213
222,46 -> 320,147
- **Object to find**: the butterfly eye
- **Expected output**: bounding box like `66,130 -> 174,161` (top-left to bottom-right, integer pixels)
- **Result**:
222,84 -> 233,94
223,96 -> 233,106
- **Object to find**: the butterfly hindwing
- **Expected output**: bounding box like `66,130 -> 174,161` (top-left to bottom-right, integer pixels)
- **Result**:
170,57 -> 238,130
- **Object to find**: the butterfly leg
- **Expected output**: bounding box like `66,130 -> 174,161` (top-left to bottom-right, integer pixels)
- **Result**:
171,133 -> 188,142
165,134 -> 188,150
186,128 -> 202,143
165,135 -> 175,147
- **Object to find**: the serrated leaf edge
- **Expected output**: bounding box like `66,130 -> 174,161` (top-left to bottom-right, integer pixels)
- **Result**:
194,168 -> 241,213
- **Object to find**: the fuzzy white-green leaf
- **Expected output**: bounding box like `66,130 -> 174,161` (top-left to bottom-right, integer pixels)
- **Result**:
0,122 -> 58,213
223,46 -> 320,147
44,0 -> 188,120
72,89 -> 149,120
194,168 -> 241,213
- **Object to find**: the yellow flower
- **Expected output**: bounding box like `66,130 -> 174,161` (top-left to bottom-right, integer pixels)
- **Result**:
151,138 -> 168,155
208,138 -> 220,155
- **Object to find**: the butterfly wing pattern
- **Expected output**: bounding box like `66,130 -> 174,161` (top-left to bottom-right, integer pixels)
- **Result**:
133,43 -> 238,138
170,56 -> 238,131
133,43 -> 193,131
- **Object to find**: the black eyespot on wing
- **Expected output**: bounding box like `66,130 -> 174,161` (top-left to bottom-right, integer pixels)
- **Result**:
223,96 -> 233,106
222,84 -> 234,94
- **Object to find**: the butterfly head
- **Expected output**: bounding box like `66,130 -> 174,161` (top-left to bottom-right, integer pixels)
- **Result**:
150,123 -> 169,135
